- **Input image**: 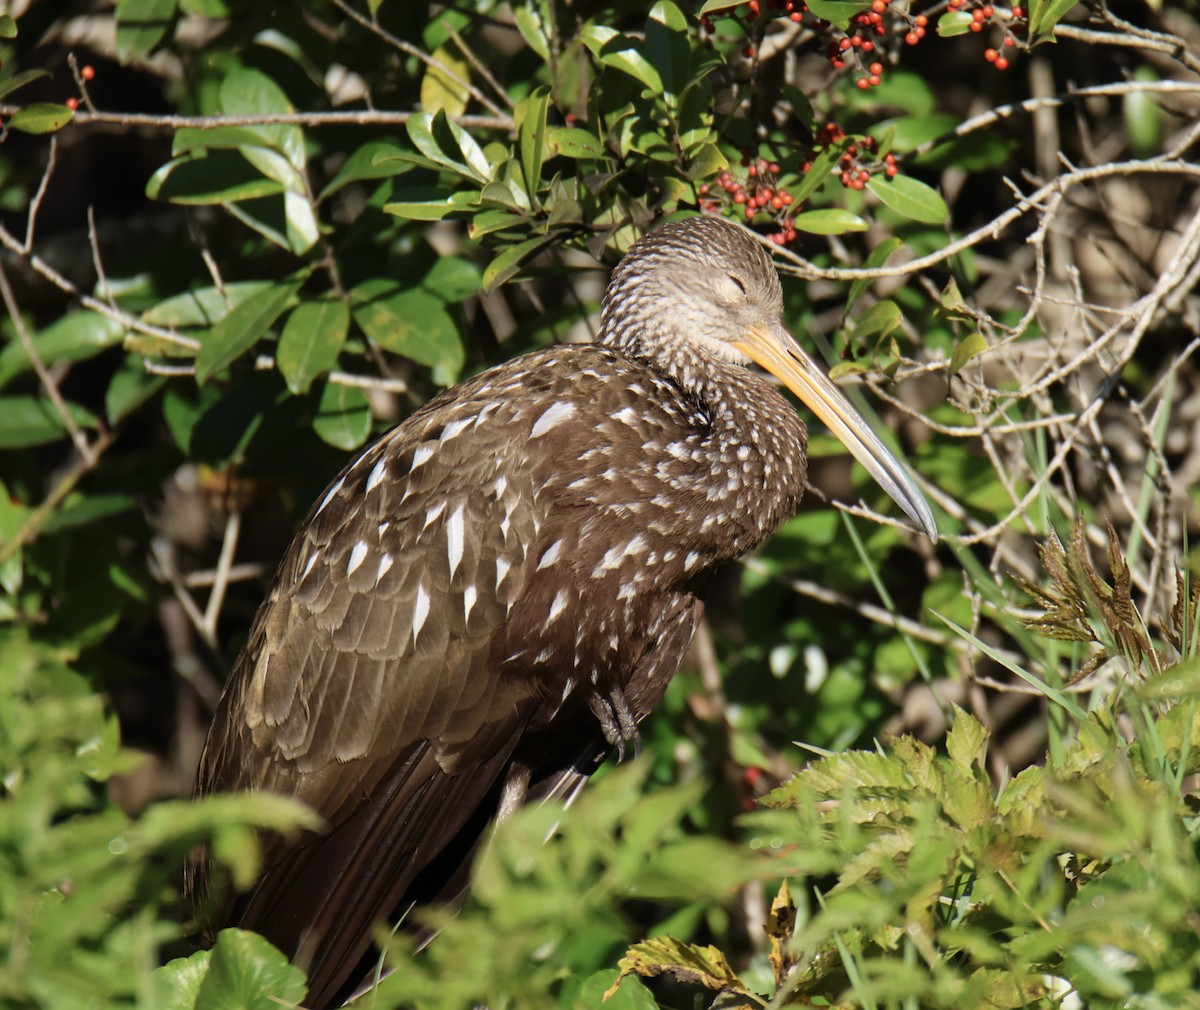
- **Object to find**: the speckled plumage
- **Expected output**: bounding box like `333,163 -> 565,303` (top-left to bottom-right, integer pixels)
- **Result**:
190,216 -> 929,1009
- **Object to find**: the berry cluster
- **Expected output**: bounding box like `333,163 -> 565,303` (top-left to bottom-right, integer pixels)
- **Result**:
698,156 -> 798,244
947,0 -> 1025,68
806,122 -> 898,190
701,0 -> 934,85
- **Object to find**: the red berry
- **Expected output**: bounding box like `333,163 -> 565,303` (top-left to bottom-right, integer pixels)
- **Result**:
839,36 -> 852,50
850,178 -> 865,190
871,0 -> 886,11
743,45 -> 756,57
769,162 -> 781,174
861,40 -> 874,51
856,76 -> 869,89
982,5 -> 994,16
81,65 -> 96,81
905,30 -> 919,43
1011,4 -> 1023,16
869,61 -> 883,74
747,0 -> 760,15
733,191 -> 746,204
970,21 -> 983,30
985,47 -> 998,60
885,164 -> 899,177
65,96 -> 78,110
868,73 -> 881,86
995,55 -> 1009,69
915,13 -> 928,25
972,9 -> 986,21
1004,35 -> 1015,44
915,25 -> 926,36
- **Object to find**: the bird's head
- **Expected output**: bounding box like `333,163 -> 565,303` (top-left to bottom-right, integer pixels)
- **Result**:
600,215 -> 937,541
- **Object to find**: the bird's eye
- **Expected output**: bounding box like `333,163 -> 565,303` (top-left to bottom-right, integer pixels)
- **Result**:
728,274 -> 748,295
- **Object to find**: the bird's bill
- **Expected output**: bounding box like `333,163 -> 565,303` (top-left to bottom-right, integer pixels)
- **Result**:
734,324 -> 938,542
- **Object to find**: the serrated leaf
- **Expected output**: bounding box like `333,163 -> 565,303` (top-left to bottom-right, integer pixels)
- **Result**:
9,102 -> 74,134
946,708 -> 990,774
193,928 -> 306,1010
313,381 -> 371,450
790,208 -> 869,236
195,280 -> 301,384
606,937 -> 749,1000
867,173 -> 948,224
115,0 -> 176,63
950,332 -> 988,375
421,44 -> 470,117
276,300 -> 349,394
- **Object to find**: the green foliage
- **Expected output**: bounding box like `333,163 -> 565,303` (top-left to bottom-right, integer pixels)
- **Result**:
0,0 -> 1196,1008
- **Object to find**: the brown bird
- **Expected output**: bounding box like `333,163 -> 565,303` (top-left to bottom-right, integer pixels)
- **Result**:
189,215 -> 936,1007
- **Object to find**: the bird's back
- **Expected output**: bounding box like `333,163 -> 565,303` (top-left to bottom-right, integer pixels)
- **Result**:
190,340 -> 806,1005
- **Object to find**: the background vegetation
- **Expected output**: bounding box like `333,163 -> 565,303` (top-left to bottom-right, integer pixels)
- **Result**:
1,0 -> 1199,1007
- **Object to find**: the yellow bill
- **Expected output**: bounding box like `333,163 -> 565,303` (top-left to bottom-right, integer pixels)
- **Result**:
734,323 -> 937,542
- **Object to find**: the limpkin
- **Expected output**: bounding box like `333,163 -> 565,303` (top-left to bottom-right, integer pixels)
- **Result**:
190,215 -> 936,1007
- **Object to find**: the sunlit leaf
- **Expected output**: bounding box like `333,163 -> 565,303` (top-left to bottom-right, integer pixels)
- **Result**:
867,173 -> 948,224
276,300 -> 349,394
9,102 -> 74,134
195,280 -> 302,384
313,381 -> 371,450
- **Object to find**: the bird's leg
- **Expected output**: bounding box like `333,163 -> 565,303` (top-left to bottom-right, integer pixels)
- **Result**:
588,687 -> 641,761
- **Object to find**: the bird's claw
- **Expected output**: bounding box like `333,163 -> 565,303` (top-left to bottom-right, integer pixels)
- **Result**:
589,687 -> 641,761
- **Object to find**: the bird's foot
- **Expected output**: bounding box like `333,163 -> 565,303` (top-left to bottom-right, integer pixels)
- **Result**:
589,687 -> 641,761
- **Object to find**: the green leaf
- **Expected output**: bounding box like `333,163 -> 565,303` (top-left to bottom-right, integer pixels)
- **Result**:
0,311 -> 125,389
867,173 -> 948,224
153,949 -> 211,1010
517,87 -> 551,205
146,151 -> 285,204
313,381 -> 371,450
422,257 -> 482,302
686,142 -> 726,181
143,282 -> 274,328
0,395 -> 97,448
319,140 -> 413,199
115,0 -> 176,63
513,2 -> 550,59
804,0 -> 871,25
218,67 -> 304,171
645,1 -> 690,96
936,9 -> 975,36
406,110 -> 493,184
0,69 -> 50,102
194,929 -> 306,1010
850,299 -> 902,342
195,280 -> 302,384
0,14 -> 16,37
352,278 -> 465,379
276,300 -> 349,394
547,126 -> 605,159
481,234 -> 557,293
608,936 -> 750,998
946,708 -> 989,773
384,186 -> 478,221
846,236 -> 903,315
468,210 -> 525,238
790,208 -> 869,236
106,355 -> 166,424
949,332 -> 988,375
420,44 -> 471,117
790,143 -> 842,206
581,25 -> 663,94
1029,0 -> 1081,39
8,103 -> 74,134
284,189 -> 319,253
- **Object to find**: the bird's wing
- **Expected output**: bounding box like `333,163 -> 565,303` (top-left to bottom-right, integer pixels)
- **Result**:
191,394 -> 548,999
